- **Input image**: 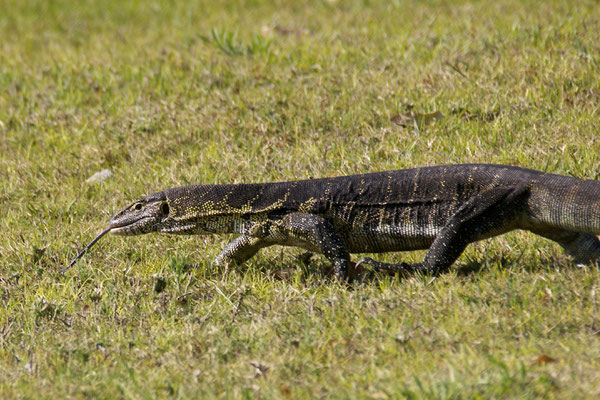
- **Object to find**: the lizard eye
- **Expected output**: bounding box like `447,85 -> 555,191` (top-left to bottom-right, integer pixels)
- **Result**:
134,203 -> 143,211
161,202 -> 170,216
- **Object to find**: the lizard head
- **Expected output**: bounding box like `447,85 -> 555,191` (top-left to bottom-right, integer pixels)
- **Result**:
108,191 -> 171,236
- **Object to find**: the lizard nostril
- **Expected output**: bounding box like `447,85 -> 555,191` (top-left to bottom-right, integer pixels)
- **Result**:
161,202 -> 170,216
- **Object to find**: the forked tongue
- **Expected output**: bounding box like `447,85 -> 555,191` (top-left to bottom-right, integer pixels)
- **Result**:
61,227 -> 112,274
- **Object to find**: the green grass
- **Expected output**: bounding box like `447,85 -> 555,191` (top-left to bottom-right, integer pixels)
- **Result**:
2,0 -> 600,398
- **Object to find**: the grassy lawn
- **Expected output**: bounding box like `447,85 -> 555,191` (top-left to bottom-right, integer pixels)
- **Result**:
2,0 -> 600,398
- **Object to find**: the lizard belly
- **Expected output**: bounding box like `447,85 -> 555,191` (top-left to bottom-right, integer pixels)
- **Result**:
326,206 -> 446,253
341,223 -> 440,253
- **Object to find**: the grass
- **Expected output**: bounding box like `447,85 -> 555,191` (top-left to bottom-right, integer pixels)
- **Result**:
1,0 -> 600,397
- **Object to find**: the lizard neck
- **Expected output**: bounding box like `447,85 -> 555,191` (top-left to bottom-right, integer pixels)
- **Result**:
159,183 -> 293,235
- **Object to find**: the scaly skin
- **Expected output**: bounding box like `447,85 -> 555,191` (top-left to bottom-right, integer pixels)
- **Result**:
108,164 -> 600,280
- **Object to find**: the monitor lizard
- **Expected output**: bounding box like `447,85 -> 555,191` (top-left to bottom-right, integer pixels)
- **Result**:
67,164 -> 600,280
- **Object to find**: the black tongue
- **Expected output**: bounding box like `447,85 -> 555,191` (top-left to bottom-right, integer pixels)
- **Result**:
60,227 -> 112,274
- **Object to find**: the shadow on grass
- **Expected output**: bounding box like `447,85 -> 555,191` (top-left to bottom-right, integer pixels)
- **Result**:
455,261 -> 486,277
202,251 -> 581,288
249,257 -> 487,286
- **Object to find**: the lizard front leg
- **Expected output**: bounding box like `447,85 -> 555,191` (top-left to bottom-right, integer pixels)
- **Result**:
270,213 -> 351,281
212,234 -> 272,269
213,214 -> 351,280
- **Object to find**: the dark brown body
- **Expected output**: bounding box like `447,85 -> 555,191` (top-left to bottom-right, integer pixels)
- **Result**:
109,164 -> 600,279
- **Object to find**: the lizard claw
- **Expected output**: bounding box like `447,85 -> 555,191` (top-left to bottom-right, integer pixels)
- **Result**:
347,259 -> 366,281
347,257 -> 384,283
355,257 -> 375,269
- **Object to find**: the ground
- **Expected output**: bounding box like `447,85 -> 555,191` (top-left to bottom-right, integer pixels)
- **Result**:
1,0 -> 600,398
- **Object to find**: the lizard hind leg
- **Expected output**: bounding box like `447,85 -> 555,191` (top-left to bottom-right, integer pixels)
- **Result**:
530,229 -> 600,265
563,233 -> 600,265
357,187 -> 530,276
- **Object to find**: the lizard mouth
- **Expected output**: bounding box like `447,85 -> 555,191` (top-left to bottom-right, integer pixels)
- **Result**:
108,216 -> 157,236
